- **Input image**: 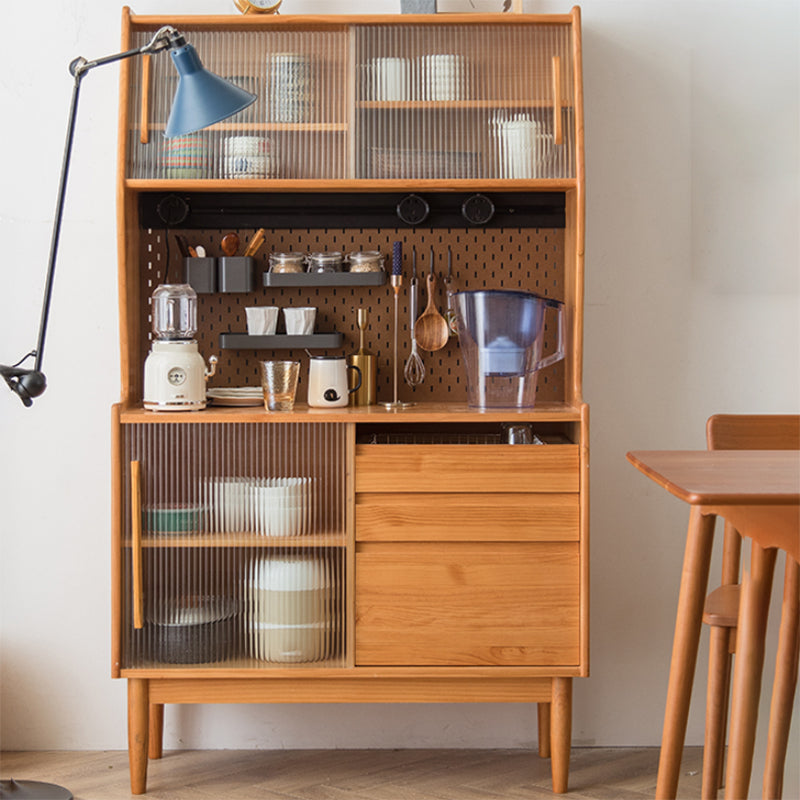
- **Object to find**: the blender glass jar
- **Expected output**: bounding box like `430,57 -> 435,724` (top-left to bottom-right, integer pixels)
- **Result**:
152,284 -> 198,340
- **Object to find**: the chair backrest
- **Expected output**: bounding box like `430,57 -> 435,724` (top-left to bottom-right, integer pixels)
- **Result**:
706,414 -> 800,584
706,414 -> 800,452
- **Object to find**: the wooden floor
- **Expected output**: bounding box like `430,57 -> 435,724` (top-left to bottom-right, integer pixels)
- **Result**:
1,747 -> 704,799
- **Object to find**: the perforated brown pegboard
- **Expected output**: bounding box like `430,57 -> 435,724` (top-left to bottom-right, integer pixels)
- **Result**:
138,226 -> 565,405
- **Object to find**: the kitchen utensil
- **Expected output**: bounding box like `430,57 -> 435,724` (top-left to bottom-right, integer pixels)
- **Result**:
414,272 -> 449,352
243,227 -> 266,257
382,242 -> 414,409
403,247 -> 425,387
174,234 -> 191,258
221,233 -> 239,256
145,595 -> 237,664
453,289 -> 564,409
349,308 -> 377,405
307,354 -> 361,408
143,284 -> 218,411
206,386 -> 263,407
260,360 -> 300,411
194,245 -> 206,258
246,554 -> 335,663
444,246 -> 457,336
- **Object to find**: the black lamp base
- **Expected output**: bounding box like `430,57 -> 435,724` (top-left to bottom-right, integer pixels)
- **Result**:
0,779 -> 73,799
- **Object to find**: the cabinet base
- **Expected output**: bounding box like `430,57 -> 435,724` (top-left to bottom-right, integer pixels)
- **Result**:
126,676 -> 573,795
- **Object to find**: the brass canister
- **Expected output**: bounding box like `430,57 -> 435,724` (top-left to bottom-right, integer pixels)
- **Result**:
348,353 -> 376,406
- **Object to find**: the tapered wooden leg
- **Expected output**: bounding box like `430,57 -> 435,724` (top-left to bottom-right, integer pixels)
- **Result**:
551,678 -> 572,794
149,703 -> 165,760
657,508 -> 717,800
724,544 -> 777,800
763,558 -> 800,800
537,702 -> 551,758
128,678 -> 150,795
703,625 -> 732,799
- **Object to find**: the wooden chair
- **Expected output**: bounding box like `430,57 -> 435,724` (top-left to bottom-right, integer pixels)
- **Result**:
702,414 -> 800,799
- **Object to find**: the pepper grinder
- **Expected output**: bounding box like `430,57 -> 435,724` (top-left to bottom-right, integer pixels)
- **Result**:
382,241 -> 414,410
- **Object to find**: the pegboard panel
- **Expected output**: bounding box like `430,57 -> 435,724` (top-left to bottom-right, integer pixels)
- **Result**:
138,226 -> 566,405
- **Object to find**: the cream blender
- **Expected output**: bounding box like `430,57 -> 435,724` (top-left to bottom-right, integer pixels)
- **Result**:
143,284 -> 217,411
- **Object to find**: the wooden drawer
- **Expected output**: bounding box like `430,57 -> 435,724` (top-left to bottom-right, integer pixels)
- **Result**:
356,492 -> 579,542
355,542 -> 580,667
354,444 -> 579,494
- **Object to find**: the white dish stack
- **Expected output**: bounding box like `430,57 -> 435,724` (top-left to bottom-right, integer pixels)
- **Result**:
203,476 -> 315,536
245,554 -> 336,663
223,136 -> 278,179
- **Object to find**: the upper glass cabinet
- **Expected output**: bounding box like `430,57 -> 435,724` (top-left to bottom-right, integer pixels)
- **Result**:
123,17 -> 577,183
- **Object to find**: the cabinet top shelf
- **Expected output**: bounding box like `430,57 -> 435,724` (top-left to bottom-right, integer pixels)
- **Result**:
127,11 -> 580,31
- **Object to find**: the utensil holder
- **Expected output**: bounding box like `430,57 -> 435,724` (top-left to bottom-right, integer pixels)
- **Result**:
184,257 -> 217,294
218,256 -> 255,293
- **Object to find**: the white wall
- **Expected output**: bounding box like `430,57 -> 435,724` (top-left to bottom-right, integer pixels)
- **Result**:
1,0 -> 797,795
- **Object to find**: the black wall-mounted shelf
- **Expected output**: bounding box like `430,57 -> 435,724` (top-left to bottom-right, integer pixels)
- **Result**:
220,333 -> 344,350
263,272 -> 386,288
140,191 -> 567,231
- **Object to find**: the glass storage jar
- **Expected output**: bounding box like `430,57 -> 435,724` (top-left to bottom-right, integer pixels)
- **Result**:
269,252 -> 306,274
346,250 -> 385,273
306,252 -> 343,273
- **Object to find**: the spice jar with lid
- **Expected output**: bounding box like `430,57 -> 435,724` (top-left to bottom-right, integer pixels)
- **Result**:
346,250 -> 385,273
306,252 -> 343,273
269,252 -> 305,274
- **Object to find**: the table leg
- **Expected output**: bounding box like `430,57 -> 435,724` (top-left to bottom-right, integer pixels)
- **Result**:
724,543 -> 777,800
551,677 -> 572,794
128,678 -> 149,795
703,624 -> 733,798
763,557 -> 799,800
656,507 -> 717,800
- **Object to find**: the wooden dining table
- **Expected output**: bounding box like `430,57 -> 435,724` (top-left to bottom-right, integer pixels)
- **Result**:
626,450 -> 800,799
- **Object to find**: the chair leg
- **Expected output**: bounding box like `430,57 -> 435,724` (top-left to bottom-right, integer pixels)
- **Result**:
703,625 -> 732,799
763,558 -> 800,800
537,702 -> 551,758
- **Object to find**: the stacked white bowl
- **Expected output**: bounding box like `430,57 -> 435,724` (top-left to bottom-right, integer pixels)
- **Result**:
203,476 -> 314,536
223,136 -> 277,179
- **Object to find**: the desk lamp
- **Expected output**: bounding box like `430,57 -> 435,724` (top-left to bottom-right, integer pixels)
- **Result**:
0,26 -> 254,800
0,26 -> 256,408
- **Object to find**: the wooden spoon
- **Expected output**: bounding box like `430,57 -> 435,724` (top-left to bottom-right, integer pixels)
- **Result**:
221,233 -> 240,257
414,272 -> 449,352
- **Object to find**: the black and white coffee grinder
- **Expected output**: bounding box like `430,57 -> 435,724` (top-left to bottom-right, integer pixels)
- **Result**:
143,284 -> 217,411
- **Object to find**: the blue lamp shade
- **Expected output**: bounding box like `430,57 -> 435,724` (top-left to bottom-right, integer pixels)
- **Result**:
165,43 -> 257,138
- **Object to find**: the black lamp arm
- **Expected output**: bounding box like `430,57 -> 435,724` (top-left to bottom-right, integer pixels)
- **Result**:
1,27 -> 186,407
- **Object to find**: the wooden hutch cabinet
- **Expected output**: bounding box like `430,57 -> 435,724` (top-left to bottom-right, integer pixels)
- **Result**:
113,6 -> 586,794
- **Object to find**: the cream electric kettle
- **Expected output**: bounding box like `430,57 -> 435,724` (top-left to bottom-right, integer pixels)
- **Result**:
307,355 -> 361,408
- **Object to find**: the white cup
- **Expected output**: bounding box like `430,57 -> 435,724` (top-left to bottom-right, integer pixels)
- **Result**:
371,57 -> 410,101
283,307 -> 316,335
494,116 -> 554,179
246,306 -> 279,336
422,54 -> 465,101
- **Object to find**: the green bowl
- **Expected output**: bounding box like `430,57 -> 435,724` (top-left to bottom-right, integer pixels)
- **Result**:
145,505 -> 203,534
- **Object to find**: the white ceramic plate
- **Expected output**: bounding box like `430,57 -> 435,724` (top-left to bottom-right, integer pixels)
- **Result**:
207,387 -> 263,407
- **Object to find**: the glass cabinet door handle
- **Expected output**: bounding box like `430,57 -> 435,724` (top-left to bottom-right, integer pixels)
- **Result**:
131,460 -> 144,629
552,56 -> 563,147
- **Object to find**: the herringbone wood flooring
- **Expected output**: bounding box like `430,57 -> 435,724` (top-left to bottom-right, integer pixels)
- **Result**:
1,748 -> 703,799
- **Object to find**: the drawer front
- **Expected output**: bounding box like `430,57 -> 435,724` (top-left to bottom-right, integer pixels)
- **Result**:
355,444 -> 580,493
356,492 -> 579,542
355,542 -> 580,667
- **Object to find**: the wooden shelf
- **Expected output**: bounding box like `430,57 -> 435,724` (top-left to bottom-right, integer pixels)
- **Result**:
126,533 -> 345,549
358,100 -> 572,111
117,401 -> 585,424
